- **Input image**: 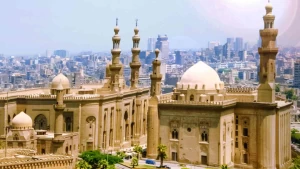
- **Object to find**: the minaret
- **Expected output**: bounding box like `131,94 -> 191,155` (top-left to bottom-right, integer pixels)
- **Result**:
54,80 -> 65,138
110,18 -> 122,92
257,0 -> 278,103
147,49 -> 161,158
150,49 -> 162,96
130,19 -> 141,89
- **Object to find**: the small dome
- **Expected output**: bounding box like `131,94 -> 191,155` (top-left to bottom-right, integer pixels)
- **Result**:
51,73 -> 70,89
178,61 -> 223,90
12,111 -> 33,128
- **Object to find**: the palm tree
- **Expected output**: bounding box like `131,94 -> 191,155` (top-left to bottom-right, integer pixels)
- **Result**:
98,159 -> 108,169
76,160 -> 92,169
133,144 -> 143,160
157,144 -> 167,168
131,157 -> 139,168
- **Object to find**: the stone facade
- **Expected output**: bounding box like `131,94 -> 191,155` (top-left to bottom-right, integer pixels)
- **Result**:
0,23 -> 149,155
147,2 -> 292,169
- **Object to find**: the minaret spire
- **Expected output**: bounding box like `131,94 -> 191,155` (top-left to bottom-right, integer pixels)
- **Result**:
150,49 -> 162,96
110,19 -> 122,92
130,19 -> 141,89
257,0 -> 278,102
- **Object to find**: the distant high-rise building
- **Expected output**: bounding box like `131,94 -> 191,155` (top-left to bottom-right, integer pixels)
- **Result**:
208,41 -> 220,50
147,37 -> 156,51
155,35 -> 169,63
222,43 -> 231,60
46,50 -> 52,58
54,50 -> 68,58
294,59 -> 300,88
235,37 -> 243,51
226,38 -> 235,50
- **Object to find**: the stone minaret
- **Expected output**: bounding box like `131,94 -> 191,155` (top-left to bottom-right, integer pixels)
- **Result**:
130,19 -> 141,89
257,2 -> 278,168
257,0 -> 278,103
54,81 -> 65,138
150,49 -> 162,96
110,18 -> 122,92
147,49 -> 161,158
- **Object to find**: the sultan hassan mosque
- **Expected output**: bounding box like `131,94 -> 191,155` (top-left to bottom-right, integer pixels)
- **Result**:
147,2 -> 292,169
0,1 -> 293,169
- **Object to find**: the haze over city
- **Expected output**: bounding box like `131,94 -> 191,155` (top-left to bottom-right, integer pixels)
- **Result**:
0,0 -> 299,55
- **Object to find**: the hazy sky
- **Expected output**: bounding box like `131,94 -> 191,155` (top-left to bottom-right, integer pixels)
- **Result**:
0,0 -> 299,55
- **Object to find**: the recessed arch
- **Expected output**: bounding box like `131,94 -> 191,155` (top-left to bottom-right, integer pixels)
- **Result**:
34,114 -> 47,130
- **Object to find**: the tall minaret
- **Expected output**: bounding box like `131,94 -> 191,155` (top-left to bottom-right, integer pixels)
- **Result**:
150,49 -> 162,96
110,18 -> 122,92
257,0 -> 278,103
54,81 -> 65,138
147,49 -> 161,159
130,19 -> 141,89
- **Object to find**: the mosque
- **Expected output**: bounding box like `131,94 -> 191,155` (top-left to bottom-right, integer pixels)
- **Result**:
147,2 -> 292,169
0,19 -> 149,157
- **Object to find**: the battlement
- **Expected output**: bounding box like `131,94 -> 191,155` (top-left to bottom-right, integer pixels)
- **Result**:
0,154 -> 73,168
159,93 -> 173,102
226,87 -> 257,94
159,98 -> 236,107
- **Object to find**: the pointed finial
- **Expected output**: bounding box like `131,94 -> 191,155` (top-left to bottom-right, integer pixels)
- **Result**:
155,49 -> 160,58
135,19 -> 138,27
116,18 -> 118,26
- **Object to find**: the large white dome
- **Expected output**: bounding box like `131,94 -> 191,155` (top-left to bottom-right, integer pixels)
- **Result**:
177,61 -> 223,90
12,111 -> 33,129
51,73 -> 70,89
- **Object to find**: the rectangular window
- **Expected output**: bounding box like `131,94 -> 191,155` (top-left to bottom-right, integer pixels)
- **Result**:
243,128 -> 248,136
236,119 -> 238,124
243,154 -> 248,164
236,125 -> 238,130
235,142 -> 238,148
244,143 -> 248,150
235,130 -> 238,136
172,152 -> 178,161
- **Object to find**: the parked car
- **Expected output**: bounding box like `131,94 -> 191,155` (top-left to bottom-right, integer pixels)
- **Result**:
145,159 -> 156,165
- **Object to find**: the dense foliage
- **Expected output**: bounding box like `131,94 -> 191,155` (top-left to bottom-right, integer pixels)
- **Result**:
79,150 -> 123,169
76,160 -> 92,169
290,156 -> 300,169
291,129 -> 300,144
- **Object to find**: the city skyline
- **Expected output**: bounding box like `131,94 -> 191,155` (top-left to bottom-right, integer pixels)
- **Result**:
0,0 -> 299,55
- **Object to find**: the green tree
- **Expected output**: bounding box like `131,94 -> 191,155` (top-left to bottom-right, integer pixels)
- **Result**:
292,95 -> 298,101
98,159 -> 108,169
290,156 -> 300,169
221,164 -> 228,169
79,150 -> 123,169
116,151 -> 126,159
275,84 -> 280,92
285,89 -> 295,100
133,144 -> 143,159
157,144 -> 167,168
76,160 -> 92,169
131,157 -> 138,168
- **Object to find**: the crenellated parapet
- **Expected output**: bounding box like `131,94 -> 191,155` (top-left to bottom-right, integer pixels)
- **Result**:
0,154 -> 73,169
226,87 -> 257,94
159,98 -> 236,106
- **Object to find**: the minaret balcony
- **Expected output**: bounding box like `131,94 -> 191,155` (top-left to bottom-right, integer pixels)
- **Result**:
54,104 -> 66,110
150,74 -> 162,79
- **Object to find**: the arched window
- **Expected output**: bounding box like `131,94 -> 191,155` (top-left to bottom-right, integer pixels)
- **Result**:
65,146 -> 68,154
201,131 -> 208,142
13,134 -> 19,140
34,114 -> 47,130
190,95 -> 194,101
172,129 -> 178,139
